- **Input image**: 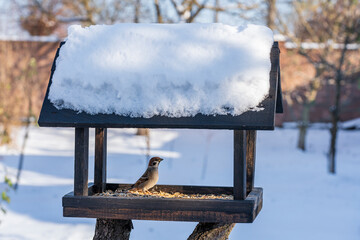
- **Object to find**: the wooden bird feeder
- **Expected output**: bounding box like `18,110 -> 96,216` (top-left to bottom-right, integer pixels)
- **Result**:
38,41 -> 282,223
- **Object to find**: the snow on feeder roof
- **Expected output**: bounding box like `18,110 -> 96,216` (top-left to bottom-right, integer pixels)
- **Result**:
49,23 -> 273,117
39,23 -> 282,129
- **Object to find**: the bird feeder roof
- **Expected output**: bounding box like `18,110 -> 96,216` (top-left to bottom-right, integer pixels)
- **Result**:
38,24 -> 282,130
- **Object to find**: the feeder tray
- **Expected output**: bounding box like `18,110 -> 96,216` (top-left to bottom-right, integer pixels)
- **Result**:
38,41 -> 282,223
63,184 -> 262,223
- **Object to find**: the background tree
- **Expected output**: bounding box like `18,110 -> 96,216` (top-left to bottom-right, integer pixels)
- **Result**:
276,0 -> 360,172
265,0 -> 276,29
14,0 -> 151,36
19,0 -> 61,36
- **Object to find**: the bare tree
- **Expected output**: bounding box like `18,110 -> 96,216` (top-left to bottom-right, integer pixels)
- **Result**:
15,0 -> 149,36
295,68 -> 324,151
153,0 -> 259,23
277,0 -> 360,172
17,0 -> 62,36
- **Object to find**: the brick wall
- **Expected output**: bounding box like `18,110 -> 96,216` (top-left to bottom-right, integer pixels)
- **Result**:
276,42 -> 360,125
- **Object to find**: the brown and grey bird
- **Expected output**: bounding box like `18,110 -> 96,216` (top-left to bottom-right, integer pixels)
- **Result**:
130,157 -> 164,192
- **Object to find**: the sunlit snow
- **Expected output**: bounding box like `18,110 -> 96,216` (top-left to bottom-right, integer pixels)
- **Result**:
49,23 -> 273,117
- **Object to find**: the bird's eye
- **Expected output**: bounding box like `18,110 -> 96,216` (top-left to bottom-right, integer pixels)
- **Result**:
152,162 -> 157,165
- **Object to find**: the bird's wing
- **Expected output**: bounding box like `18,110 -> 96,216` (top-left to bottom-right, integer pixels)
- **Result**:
132,169 -> 150,188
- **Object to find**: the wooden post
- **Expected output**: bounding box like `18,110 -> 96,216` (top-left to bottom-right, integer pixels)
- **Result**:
93,219 -> 133,240
74,127 -> 89,196
188,222 -> 236,240
234,130 -> 246,200
94,128 -> 107,193
246,130 -> 257,195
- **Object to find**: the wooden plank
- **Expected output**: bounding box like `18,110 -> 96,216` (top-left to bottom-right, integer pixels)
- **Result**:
74,128 -> 89,196
38,100 -> 275,130
234,130 -> 246,200
63,196 -> 253,212
276,66 -> 283,113
94,128 -> 107,193
64,207 -> 252,223
246,130 -> 257,195
38,42 -> 280,130
62,187 -> 262,223
64,185 -> 261,212
251,188 -> 263,221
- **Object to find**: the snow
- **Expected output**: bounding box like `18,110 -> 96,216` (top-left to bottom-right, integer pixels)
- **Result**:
48,23 -> 274,118
283,120 -> 360,130
342,118 -> 360,130
0,35 -> 60,42
282,122 -> 332,129
0,126 -> 359,240
284,41 -> 360,50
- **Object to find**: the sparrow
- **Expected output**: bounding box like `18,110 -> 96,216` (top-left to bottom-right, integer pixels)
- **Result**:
130,157 -> 164,192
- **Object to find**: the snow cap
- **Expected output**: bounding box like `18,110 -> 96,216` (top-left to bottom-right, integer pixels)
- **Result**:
49,23 -> 274,118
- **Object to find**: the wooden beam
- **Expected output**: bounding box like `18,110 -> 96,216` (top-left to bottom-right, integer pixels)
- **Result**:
94,128 -> 107,193
246,130 -> 257,195
74,128 -> 89,196
234,130 -> 246,200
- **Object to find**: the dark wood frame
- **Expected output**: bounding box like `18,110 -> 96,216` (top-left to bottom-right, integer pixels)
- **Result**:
39,42 -> 282,223
63,184 -> 263,223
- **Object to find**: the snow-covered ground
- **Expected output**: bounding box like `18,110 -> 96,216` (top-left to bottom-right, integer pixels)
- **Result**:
0,126 -> 359,240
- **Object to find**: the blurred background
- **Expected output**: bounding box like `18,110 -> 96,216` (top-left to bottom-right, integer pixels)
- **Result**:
0,1 -> 359,240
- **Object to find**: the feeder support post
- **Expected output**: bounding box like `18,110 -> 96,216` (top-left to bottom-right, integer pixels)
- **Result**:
94,128 -> 107,193
74,127 -> 89,196
246,130 -> 257,195
234,130 -> 247,200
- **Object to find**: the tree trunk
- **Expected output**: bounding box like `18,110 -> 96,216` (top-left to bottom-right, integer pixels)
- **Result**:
213,0 -> 219,23
297,102 -> 310,151
134,0 -> 141,23
327,37 -> 349,174
136,128 -> 149,136
188,222 -> 235,240
266,0 -> 276,30
328,78 -> 341,174
93,219 -> 133,240
328,107 -> 338,174
297,123 -> 307,151
154,0 -> 163,23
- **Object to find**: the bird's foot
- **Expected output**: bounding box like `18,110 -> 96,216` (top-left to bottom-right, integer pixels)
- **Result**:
143,190 -> 151,195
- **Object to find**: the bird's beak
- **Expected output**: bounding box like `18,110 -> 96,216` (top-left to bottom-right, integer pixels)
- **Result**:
159,158 -> 164,162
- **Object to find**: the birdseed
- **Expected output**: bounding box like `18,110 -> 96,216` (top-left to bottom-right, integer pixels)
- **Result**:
94,189 -> 233,200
